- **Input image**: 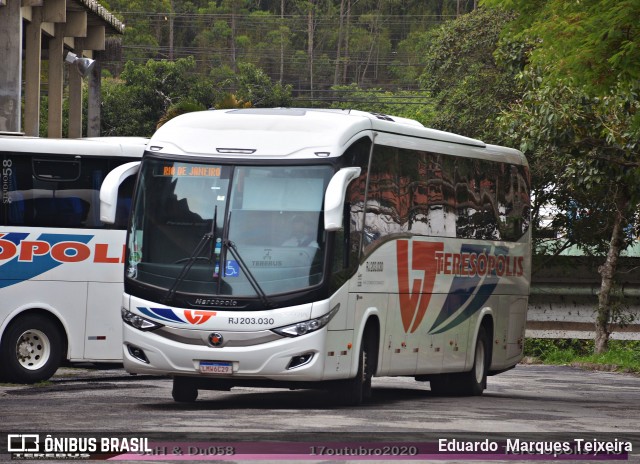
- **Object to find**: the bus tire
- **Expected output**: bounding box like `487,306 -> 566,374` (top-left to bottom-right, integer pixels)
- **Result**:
429,326 -> 489,397
453,326 -> 490,396
336,331 -> 376,406
0,314 -> 63,384
428,374 -> 452,396
172,376 -> 198,403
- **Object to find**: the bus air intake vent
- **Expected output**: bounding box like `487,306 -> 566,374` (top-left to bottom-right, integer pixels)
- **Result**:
216,148 -> 257,154
371,113 -> 395,122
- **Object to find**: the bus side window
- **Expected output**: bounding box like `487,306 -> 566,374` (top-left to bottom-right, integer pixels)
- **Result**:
4,154 -> 128,230
4,154 -> 31,226
1,152 -> 24,225
30,157 -> 88,227
113,175 -> 135,229
330,138 -> 369,292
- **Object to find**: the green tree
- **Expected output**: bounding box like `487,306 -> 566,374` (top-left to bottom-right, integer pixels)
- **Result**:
485,0 -> 640,353
157,99 -> 207,128
329,84 -> 434,125
412,9 -> 521,142
222,62 -> 293,107
500,76 -> 640,355
101,77 -> 150,136
416,7 -> 522,143
101,57 -> 215,136
483,0 -> 640,96
106,0 -> 172,62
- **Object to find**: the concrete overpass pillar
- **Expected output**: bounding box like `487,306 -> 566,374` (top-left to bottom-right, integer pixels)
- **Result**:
87,53 -> 102,137
48,23 -> 65,138
0,0 -> 23,133
67,46 -> 84,139
24,6 -> 43,137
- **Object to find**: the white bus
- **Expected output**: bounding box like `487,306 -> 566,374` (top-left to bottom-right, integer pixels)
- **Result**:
100,109 -> 531,404
0,136 -> 146,383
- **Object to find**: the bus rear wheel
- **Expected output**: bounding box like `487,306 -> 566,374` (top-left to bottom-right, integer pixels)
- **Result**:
172,376 -> 198,403
430,326 -> 489,397
0,314 -> 63,384
457,325 -> 490,396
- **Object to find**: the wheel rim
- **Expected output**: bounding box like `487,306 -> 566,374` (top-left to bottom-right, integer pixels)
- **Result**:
474,339 -> 485,384
15,329 -> 51,371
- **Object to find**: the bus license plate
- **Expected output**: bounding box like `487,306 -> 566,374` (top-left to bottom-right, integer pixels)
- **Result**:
199,361 -> 233,375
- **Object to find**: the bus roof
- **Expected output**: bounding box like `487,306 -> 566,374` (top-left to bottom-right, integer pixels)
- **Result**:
148,108 -> 493,160
0,136 -> 148,158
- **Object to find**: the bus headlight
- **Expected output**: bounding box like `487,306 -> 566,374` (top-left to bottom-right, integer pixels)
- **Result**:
121,307 -> 163,331
272,305 -> 339,337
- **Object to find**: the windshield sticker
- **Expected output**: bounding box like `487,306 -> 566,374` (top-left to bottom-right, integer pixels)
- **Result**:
224,260 -> 240,277
213,238 -> 222,278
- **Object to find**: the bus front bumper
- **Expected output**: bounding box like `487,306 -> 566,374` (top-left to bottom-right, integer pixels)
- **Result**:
122,323 -> 347,382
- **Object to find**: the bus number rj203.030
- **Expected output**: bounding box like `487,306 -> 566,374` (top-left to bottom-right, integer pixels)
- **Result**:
227,317 -> 275,325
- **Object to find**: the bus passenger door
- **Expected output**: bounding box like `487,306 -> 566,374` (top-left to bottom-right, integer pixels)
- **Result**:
84,282 -> 123,361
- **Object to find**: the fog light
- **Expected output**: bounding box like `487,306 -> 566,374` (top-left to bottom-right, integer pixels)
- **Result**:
127,344 -> 149,363
287,352 -> 314,370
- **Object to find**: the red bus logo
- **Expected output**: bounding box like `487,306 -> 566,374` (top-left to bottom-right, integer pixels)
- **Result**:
396,240 -> 443,333
184,310 -> 217,325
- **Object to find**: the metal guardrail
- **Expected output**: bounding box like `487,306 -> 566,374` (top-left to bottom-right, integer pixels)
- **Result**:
527,284 -> 640,340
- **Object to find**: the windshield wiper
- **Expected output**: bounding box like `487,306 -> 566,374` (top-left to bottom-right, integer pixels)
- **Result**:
224,240 -> 273,308
163,232 -> 213,304
163,206 -> 218,305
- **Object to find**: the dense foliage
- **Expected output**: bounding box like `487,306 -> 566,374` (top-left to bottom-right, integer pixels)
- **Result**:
417,7 -> 521,142
101,0 -> 478,93
100,58 -> 292,136
485,0 -> 640,353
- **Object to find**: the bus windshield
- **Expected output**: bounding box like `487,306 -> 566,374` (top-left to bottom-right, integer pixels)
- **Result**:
127,158 -> 333,301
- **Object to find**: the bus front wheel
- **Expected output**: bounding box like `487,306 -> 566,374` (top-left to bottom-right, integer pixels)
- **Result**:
0,314 -> 64,384
335,331 -> 376,406
172,376 -> 198,403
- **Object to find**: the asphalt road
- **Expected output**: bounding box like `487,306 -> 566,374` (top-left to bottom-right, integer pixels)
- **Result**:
1,363 -> 639,463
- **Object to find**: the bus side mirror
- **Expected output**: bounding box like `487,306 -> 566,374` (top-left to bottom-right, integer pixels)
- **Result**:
324,167 -> 361,231
100,161 -> 141,224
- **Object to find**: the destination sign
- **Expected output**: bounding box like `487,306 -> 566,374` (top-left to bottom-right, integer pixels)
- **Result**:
158,164 -> 222,177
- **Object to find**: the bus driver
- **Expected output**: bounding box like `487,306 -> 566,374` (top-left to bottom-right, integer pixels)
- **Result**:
282,215 -> 318,247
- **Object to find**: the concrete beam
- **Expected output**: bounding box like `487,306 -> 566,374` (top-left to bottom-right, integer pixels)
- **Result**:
42,0 -> 65,23
65,10 -> 87,37
22,0 -> 43,7
20,6 -> 31,21
41,20 -> 54,36
85,25 -> 105,50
